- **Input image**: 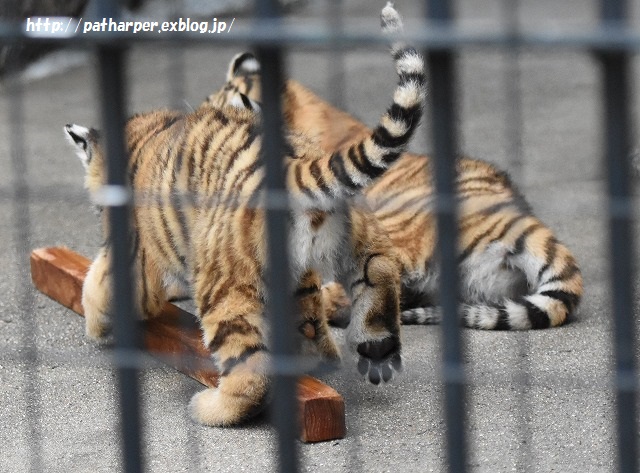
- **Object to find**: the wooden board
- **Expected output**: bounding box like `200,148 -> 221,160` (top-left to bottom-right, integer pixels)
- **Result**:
30,246 -> 345,443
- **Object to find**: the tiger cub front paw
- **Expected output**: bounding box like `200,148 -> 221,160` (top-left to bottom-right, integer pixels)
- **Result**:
356,334 -> 402,385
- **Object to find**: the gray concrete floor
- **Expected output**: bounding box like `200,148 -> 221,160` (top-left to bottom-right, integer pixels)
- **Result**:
1,0 -> 640,471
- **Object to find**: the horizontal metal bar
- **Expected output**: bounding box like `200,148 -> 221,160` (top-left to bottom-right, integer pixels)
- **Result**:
2,346 -> 636,391
0,186 -> 614,226
0,347 -> 336,376
1,20 -> 640,51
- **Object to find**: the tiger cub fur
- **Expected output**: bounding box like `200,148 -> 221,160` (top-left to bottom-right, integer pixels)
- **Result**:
64,3 -> 425,426
204,51 -> 583,331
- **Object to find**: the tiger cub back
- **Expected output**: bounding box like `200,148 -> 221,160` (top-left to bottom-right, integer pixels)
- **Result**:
206,50 -> 583,331
65,3 -> 426,426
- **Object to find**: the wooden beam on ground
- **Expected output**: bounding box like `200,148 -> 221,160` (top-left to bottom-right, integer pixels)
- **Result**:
30,246 -> 345,443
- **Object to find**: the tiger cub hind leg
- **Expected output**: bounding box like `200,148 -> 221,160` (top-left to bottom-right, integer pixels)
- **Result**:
81,246 -> 113,340
191,268 -> 343,426
81,244 -> 172,340
399,216 -> 583,330
400,307 -> 442,325
347,209 -> 403,384
297,270 -> 342,361
321,281 -> 351,328
318,282 -> 441,328
164,274 -> 190,301
191,275 -> 270,426
66,124 -> 173,339
458,219 -> 582,330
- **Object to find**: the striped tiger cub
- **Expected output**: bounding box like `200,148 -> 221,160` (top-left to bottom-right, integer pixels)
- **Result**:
64,3 -> 425,426
204,53 -> 583,332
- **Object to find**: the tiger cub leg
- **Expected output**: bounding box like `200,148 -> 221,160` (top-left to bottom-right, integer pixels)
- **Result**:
190,280 -> 269,426
164,276 -> 190,302
347,210 -> 402,384
82,246 -> 113,340
297,270 -> 341,361
321,282 -> 351,328
82,245 -> 169,339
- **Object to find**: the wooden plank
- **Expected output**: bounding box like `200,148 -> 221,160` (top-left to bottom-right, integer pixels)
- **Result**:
30,246 -> 345,442
297,375 -> 346,443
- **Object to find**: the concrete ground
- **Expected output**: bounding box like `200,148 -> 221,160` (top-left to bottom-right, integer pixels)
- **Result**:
1,0 -> 640,471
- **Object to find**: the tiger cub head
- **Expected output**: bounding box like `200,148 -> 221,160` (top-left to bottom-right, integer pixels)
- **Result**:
64,123 -> 105,196
203,52 -> 373,153
202,52 -> 262,110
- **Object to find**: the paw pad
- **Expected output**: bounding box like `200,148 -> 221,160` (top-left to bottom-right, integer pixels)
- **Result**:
356,336 -> 402,384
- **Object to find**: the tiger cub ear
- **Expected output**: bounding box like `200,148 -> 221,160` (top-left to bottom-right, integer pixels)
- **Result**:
64,123 -> 99,169
228,92 -> 262,113
226,51 -> 260,80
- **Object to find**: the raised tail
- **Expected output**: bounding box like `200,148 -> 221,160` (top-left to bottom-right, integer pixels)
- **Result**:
287,2 -> 426,209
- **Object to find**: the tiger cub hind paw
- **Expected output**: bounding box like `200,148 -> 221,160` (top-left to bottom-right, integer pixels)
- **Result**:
84,310 -> 112,342
356,335 -> 402,385
321,282 -> 352,329
189,354 -> 270,426
189,385 -> 267,427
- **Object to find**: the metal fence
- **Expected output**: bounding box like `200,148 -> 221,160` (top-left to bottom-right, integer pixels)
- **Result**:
2,0 -> 638,472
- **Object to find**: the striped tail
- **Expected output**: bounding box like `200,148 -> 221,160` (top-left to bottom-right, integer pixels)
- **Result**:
464,238 -> 582,330
287,2 -> 426,209
402,236 -> 583,330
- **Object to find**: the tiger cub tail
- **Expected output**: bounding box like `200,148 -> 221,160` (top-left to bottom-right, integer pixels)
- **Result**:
286,2 -> 426,208
402,218 -> 583,330
203,5 -> 426,211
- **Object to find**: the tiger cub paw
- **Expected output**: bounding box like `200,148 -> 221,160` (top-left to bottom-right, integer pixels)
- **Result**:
299,319 -> 342,366
85,317 -> 111,340
189,382 -> 268,427
189,353 -> 269,426
356,335 -> 402,385
83,304 -> 111,341
321,282 -> 351,328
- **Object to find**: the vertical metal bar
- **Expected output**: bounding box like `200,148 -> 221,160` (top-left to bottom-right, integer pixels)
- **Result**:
426,1 -> 467,472
167,0 -> 186,111
94,1 -> 143,472
502,0 -> 523,186
167,45 -> 186,110
7,54 -> 44,473
99,46 -> 144,473
327,0 -> 345,109
599,1 -> 637,472
165,1 -> 201,470
255,2 -> 299,473
501,3 -> 533,471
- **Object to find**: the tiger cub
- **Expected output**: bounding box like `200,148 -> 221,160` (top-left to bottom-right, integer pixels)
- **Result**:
204,52 -> 583,331
64,3 -> 425,426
